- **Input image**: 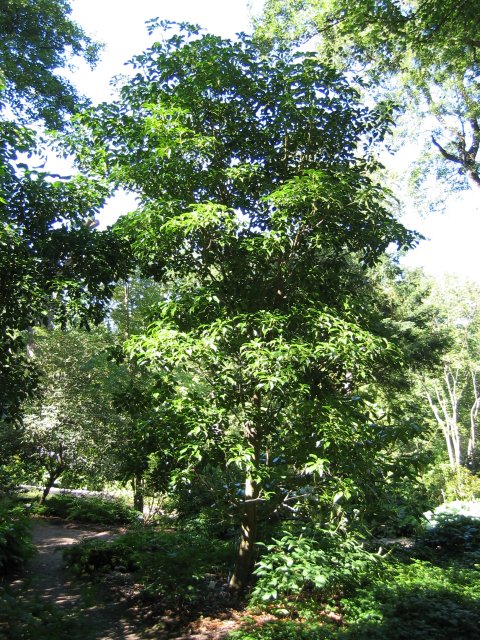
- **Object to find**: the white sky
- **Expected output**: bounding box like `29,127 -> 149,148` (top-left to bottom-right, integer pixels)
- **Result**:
67,0 -> 480,283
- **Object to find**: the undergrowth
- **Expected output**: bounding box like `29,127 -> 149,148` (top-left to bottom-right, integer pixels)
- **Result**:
63,524 -> 235,608
0,497 -> 34,572
31,493 -> 139,525
228,513 -> 480,640
0,590 -> 82,640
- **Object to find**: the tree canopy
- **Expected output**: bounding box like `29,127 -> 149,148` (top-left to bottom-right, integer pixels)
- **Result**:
0,1 -> 126,431
0,0 -> 100,127
256,0 -> 480,190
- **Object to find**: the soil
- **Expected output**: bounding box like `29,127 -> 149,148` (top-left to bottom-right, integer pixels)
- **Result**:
5,518 -> 255,640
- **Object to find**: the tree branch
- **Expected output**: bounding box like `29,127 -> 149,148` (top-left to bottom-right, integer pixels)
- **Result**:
431,135 -> 461,164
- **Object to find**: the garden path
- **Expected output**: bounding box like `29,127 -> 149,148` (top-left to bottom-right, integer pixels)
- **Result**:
8,518 -> 142,639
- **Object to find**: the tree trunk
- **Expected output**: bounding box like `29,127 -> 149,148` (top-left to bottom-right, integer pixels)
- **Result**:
229,473 -> 259,594
230,419 -> 261,594
40,468 -> 62,504
132,475 -> 144,514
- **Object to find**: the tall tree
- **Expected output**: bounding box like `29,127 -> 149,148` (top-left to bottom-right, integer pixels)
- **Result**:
71,22 -> 418,591
0,1 -> 127,445
0,0 -> 99,127
256,0 -> 480,190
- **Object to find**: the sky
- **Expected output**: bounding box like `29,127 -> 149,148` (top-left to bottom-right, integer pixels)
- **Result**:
66,0 -> 480,283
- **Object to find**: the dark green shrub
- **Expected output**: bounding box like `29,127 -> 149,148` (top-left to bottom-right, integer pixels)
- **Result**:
0,498 -> 34,571
417,513 -> 480,556
0,589 -> 81,640
33,493 -> 139,525
340,560 -> 480,640
63,536 -> 137,573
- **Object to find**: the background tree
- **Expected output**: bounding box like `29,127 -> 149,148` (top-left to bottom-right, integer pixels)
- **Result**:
71,22 -> 422,591
422,278 -> 480,475
107,276 -> 176,513
0,0 -> 100,128
0,0 -> 128,454
256,0 -> 480,191
21,328 -> 121,501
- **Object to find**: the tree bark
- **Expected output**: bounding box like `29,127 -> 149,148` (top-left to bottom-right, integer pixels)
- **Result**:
132,475 -> 144,513
40,467 -> 63,504
229,472 -> 259,594
230,421 -> 261,594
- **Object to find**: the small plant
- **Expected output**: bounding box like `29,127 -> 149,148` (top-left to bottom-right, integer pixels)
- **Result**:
0,497 -> 34,571
227,620 -> 339,640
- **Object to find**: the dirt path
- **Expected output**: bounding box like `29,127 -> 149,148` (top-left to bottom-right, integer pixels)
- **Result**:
8,519 -> 144,640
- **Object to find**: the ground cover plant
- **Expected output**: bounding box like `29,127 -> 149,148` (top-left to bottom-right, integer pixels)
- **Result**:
63,521 -> 235,609
0,591 -> 81,640
31,493 -> 139,525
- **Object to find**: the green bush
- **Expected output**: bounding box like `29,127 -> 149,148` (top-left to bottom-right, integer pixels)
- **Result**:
251,525 -> 380,615
340,559 -> 480,640
32,493 -> 139,525
0,497 -> 34,571
0,589 -> 81,640
417,513 -> 480,556
423,465 -> 480,504
63,525 -> 235,607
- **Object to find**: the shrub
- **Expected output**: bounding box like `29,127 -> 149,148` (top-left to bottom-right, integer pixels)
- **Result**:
340,560 -> 480,640
417,512 -> 480,556
0,590 -> 81,640
423,465 -> 480,504
251,525 -> 380,615
63,526 -> 235,607
0,497 -> 34,571
32,493 -> 139,525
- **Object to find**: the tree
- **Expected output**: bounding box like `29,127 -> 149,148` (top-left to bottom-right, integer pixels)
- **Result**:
256,0 -> 480,190
0,124 -> 127,431
0,0 -> 100,127
422,278 -> 480,473
0,0 -> 127,438
71,22 -> 418,591
107,276 -> 176,513
21,328 -> 121,501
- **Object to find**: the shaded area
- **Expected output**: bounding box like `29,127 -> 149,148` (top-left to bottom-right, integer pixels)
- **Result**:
1,518 -> 251,640
2,519 -> 142,640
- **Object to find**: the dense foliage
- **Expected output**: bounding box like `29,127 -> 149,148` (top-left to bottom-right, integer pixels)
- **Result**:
69,20 -> 429,590
31,493 -> 139,525
0,497 -> 33,571
257,0 -> 480,192
0,0 -> 99,127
